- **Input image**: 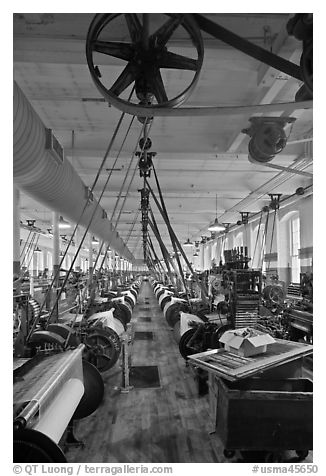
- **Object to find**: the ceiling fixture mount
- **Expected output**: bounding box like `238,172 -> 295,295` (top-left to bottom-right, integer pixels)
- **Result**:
208,194 -> 225,232
58,216 -> 71,229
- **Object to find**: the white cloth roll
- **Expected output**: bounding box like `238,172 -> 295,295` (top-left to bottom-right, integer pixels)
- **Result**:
89,310 -> 125,336
34,378 -> 84,443
163,297 -> 186,316
158,291 -> 173,306
121,291 -> 136,306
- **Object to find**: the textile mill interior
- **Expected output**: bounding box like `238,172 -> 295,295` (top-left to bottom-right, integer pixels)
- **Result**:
12,12 -> 314,465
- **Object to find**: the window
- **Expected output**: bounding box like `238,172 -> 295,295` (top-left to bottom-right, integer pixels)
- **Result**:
252,224 -> 266,271
221,237 -> 229,264
290,216 -> 300,282
234,231 -> 243,249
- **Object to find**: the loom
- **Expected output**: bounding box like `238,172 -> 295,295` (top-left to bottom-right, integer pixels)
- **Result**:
13,344 -> 104,462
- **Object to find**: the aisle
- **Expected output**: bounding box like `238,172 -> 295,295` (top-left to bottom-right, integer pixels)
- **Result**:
67,281 -> 224,463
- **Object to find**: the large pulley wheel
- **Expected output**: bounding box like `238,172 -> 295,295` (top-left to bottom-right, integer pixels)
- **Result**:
86,14 -> 204,113
157,288 -> 167,300
112,302 -> 131,327
160,295 -> 172,311
13,428 -> 67,463
179,328 -> 200,360
28,330 -> 66,352
166,303 -> 189,328
300,40 -> 313,96
47,323 -> 80,347
214,323 -> 233,345
263,285 -> 284,305
122,294 -> 135,309
85,327 -> 121,372
73,359 -> 105,420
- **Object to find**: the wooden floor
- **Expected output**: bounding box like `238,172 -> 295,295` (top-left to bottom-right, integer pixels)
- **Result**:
67,281 -> 226,463
66,281 -> 313,463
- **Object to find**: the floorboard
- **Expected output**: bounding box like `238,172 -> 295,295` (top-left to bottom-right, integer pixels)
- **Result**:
65,281 -> 312,463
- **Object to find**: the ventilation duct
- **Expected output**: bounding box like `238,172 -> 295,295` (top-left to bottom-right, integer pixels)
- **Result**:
13,81 -> 134,262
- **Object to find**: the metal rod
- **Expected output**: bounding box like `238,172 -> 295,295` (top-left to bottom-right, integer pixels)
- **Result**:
259,161 -> 313,177
146,178 -> 209,301
194,14 -> 302,80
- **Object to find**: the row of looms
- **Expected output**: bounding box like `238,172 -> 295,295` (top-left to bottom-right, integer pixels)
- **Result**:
13,12 -> 313,466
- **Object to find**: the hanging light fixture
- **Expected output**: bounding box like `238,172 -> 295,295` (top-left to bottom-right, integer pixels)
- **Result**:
92,236 -> 99,245
58,216 -> 71,229
193,251 -> 199,257
183,225 -> 193,247
208,194 -> 225,232
59,250 -> 65,257
34,246 -> 42,254
183,238 -> 193,247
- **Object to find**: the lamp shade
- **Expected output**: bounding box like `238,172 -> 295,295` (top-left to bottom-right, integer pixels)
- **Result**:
208,217 -> 225,232
183,238 -> 193,247
34,246 -> 42,253
58,216 -> 71,229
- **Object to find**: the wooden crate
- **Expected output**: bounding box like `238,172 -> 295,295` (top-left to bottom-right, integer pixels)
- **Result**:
216,378 -> 312,451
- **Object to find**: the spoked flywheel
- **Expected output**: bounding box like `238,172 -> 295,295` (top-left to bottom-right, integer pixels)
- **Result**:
85,327 -> 121,372
86,13 -> 204,111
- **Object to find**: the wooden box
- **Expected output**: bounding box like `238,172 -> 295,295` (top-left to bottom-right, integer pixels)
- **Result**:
216,378 -> 312,451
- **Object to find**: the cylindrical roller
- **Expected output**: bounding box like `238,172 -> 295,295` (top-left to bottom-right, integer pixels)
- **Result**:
128,288 -> 138,299
34,378 -> 84,443
101,291 -> 118,299
88,310 -> 125,336
154,285 -> 163,296
120,290 -> 136,307
157,288 -> 168,300
121,294 -> 134,309
158,290 -> 173,308
172,321 -> 181,344
179,328 -> 198,360
154,283 -> 164,293
165,299 -> 190,328
110,297 -> 132,326
14,428 -> 67,463
160,294 -> 173,311
73,359 -> 104,419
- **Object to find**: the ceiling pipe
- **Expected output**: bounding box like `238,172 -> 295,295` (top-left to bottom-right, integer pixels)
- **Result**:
13,81 -> 134,262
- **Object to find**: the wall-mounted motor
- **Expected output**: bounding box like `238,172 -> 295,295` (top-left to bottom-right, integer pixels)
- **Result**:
242,116 -> 296,164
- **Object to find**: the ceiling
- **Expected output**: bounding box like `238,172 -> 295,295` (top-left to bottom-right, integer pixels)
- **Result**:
13,13 -> 313,261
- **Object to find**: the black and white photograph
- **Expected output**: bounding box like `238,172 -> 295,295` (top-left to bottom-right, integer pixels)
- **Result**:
11,8 -> 316,472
